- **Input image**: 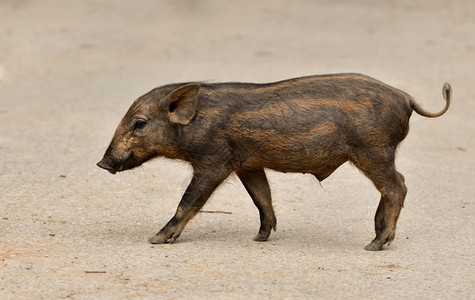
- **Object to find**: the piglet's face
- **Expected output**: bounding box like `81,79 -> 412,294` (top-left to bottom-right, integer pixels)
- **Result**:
97,84 -> 200,174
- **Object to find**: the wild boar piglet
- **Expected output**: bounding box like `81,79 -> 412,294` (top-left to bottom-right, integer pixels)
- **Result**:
98,73 -> 451,250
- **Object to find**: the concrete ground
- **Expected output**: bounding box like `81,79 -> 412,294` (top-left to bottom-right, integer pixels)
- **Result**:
1,0 -> 474,298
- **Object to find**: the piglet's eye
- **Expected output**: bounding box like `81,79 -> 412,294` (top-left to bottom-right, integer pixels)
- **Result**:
133,119 -> 147,130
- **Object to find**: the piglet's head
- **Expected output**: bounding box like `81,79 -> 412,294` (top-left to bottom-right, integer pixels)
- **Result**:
97,83 -> 200,174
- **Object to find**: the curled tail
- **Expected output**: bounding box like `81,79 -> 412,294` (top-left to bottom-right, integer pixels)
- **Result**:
411,82 -> 452,118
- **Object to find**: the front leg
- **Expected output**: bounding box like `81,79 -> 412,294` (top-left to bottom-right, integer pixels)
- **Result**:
148,167 -> 232,244
236,169 -> 276,242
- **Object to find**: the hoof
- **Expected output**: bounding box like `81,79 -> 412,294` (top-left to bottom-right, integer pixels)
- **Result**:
253,234 -> 269,242
364,241 -> 383,251
148,234 -> 167,244
253,218 -> 276,242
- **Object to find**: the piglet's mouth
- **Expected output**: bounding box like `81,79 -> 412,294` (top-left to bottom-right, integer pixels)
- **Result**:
96,153 -> 140,175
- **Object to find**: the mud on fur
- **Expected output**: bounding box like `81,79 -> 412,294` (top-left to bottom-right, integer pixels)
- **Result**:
97,73 -> 451,251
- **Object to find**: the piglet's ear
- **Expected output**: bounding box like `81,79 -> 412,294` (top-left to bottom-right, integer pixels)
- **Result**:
159,84 -> 200,125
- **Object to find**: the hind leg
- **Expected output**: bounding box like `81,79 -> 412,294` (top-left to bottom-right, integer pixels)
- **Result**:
236,169 -> 277,241
351,148 -> 407,251
368,171 -> 407,250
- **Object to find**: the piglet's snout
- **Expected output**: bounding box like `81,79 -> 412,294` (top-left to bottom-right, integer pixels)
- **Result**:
96,157 -> 117,174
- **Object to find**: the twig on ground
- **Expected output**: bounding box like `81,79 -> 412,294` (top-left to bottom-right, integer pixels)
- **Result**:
199,210 -> 232,214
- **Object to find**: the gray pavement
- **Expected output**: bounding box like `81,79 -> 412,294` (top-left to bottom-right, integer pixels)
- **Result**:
0,0 -> 474,299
